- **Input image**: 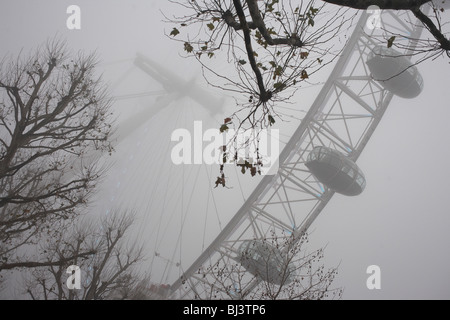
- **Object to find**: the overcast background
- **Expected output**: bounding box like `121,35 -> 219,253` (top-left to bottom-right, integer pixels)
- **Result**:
1,0 -> 449,300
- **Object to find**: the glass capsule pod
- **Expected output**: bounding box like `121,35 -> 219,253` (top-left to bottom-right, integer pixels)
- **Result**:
366,46 -> 423,99
238,240 -> 295,285
305,146 -> 366,196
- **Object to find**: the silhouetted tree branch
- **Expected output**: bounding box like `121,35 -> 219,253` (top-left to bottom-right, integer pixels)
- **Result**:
167,0 -> 354,128
323,0 -> 450,53
0,251 -> 96,271
22,210 -> 146,300
166,0 -> 355,184
322,0 -> 430,10
0,38 -> 114,274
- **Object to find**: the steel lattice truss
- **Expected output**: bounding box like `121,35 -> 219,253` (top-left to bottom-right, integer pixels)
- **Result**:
165,9 -> 427,299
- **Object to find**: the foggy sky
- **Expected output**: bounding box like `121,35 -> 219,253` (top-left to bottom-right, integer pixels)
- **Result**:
1,0 -> 449,299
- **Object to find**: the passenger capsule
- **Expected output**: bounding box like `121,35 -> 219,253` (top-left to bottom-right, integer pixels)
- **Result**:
238,240 -> 294,285
305,146 -> 366,196
366,46 -> 423,99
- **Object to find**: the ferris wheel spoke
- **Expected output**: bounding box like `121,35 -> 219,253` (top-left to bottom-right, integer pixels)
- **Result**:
384,10 -> 415,35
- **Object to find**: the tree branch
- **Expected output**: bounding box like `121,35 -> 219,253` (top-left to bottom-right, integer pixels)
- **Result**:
247,0 -> 304,47
0,250 -> 96,271
321,0 -> 431,10
411,6 -> 450,50
232,0 -> 271,102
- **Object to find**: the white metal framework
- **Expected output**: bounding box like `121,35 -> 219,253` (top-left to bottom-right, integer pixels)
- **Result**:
158,9 -> 428,299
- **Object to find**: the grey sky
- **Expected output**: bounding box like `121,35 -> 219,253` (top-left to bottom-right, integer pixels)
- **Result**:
1,0 -> 449,300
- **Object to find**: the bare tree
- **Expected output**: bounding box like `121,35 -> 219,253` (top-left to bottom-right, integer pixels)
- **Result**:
0,39 -> 114,272
189,231 -> 342,300
166,0 -> 356,183
22,210 -> 146,300
168,1 -> 449,103
167,0 -> 354,126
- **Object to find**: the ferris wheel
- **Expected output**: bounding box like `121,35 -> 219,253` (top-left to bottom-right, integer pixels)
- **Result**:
97,6 -> 432,300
